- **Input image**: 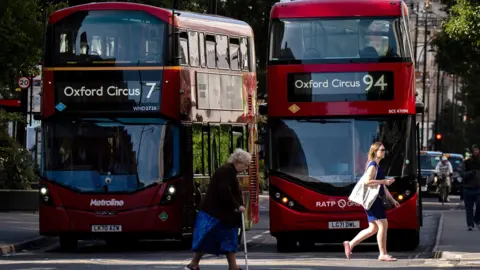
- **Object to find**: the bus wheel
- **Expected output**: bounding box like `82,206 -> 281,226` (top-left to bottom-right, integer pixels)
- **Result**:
180,236 -> 193,249
59,236 -> 77,252
276,237 -> 296,252
389,230 -> 419,251
298,240 -> 315,251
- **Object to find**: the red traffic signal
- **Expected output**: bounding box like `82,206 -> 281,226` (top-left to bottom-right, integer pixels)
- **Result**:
436,133 -> 443,140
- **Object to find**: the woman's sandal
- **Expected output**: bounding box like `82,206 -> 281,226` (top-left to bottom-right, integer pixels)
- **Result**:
378,254 -> 397,261
343,241 -> 352,259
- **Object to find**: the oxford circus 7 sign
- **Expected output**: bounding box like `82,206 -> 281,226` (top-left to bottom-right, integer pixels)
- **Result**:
53,70 -> 163,113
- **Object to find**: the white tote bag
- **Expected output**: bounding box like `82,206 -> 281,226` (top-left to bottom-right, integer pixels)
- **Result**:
348,163 -> 380,210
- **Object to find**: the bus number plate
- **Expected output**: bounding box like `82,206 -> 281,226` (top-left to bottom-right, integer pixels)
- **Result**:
91,225 -> 122,232
328,221 -> 360,229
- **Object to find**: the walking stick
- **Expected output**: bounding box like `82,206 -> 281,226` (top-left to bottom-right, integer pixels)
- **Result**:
241,212 -> 249,270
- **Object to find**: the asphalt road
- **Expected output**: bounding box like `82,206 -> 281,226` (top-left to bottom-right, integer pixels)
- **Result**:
0,194 -> 466,269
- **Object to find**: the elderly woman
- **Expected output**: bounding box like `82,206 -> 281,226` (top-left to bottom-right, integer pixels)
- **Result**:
185,149 -> 252,270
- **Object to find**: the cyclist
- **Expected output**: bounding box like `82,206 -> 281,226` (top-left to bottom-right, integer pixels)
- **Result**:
435,156 -> 453,202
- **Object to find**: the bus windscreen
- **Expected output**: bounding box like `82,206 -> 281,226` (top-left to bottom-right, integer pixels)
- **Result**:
51,10 -> 167,66
269,17 -> 408,63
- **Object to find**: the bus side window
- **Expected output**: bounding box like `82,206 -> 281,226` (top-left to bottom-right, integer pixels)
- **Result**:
192,124 -> 210,176
240,38 -> 249,71
210,125 -> 221,171
179,31 -> 189,66
219,125 -> 232,164
229,38 -> 241,70
199,33 -> 206,67
216,34 -> 230,69
400,18 -> 412,59
232,125 -> 248,151
188,31 -> 200,67
206,34 -> 216,69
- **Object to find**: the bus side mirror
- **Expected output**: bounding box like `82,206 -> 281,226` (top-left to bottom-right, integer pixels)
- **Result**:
259,103 -> 267,116
416,102 -> 424,114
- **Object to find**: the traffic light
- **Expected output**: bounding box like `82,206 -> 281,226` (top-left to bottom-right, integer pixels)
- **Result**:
435,133 -> 442,151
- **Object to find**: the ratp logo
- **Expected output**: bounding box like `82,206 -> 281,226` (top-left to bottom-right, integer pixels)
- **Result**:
90,199 -> 124,207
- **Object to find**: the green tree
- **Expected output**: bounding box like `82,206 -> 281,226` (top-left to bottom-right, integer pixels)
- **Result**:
0,0 -> 43,94
431,0 -> 480,152
0,0 -> 67,95
0,111 -> 39,189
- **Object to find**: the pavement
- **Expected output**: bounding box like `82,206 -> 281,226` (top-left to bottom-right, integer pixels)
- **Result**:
1,195 -> 479,269
0,212 -> 53,255
432,205 -> 480,267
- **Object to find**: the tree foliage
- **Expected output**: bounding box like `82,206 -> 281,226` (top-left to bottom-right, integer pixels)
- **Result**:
431,0 -> 480,151
0,0 -> 67,96
444,0 -> 480,46
0,111 -> 38,189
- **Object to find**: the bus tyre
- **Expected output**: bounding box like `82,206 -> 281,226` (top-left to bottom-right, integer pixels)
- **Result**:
59,236 -> 77,252
276,237 -> 296,252
298,240 -> 315,251
180,236 -> 193,248
389,230 -> 419,251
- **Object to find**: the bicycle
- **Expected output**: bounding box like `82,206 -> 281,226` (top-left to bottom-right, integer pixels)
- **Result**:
435,173 -> 451,206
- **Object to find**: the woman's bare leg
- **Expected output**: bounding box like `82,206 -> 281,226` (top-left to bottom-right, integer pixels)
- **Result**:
189,252 -> 203,267
343,222 -> 378,259
374,219 -> 388,255
226,253 -> 240,270
374,219 -> 396,261
349,222 -> 378,249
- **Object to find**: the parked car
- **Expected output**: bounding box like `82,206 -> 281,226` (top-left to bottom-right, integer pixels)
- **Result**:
445,153 -> 465,199
419,151 -> 442,194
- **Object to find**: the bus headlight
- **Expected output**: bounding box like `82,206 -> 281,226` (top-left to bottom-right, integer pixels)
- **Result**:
160,184 -> 177,205
39,186 -> 53,205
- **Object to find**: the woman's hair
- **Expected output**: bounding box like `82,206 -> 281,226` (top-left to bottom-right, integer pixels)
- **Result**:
367,141 -> 384,162
228,148 -> 252,165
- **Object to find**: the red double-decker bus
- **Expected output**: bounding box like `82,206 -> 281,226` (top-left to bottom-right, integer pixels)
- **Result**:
261,0 -> 422,251
39,2 -> 259,251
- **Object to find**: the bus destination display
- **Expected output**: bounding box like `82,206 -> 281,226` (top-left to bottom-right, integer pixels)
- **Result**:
287,71 -> 394,102
54,70 -> 163,113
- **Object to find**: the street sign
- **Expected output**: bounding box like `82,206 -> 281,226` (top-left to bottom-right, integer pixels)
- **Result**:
18,77 -> 31,89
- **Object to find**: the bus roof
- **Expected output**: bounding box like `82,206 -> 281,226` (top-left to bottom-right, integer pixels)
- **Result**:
271,0 -> 409,19
49,2 -> 253,36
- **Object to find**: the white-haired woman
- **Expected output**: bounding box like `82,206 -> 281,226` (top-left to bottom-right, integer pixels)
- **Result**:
185,149 -> 252,270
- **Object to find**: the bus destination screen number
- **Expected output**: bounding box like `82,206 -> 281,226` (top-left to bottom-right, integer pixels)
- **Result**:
287,71 -> 394,102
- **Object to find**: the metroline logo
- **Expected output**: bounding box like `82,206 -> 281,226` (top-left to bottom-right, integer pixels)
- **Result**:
90,199 -> 124,207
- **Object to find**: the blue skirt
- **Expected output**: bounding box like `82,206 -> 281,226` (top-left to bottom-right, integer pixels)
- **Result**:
192,210 -> 239,256
365,197 -> 387,222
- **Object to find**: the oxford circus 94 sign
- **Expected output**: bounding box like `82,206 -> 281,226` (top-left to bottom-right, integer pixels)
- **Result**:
54,70 -> 163,113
